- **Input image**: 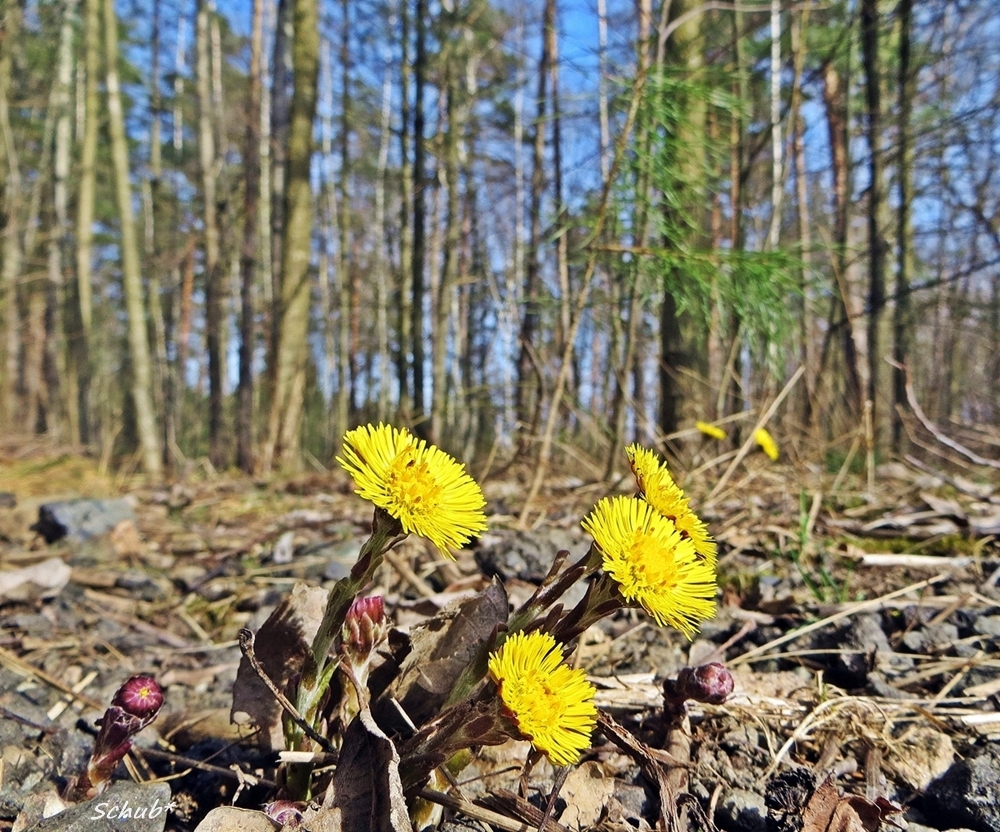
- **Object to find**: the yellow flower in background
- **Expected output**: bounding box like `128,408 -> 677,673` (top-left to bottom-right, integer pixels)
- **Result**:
488,631 -> 597,767
337,423 -> 488,557
625,443 -> 717,565
695,420 -> 727,440
754,428 -> 780,461
582,496 -> 717,638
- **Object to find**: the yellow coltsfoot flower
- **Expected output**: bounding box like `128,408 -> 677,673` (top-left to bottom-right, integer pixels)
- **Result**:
624,443 -> 717,566
582,495 -> 717,638
337,423 -> 487,557
695,420 -> 727,440
754,428 -> 779,461
488,631 -> 597,767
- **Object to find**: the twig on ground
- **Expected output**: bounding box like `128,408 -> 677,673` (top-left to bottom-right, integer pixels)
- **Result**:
236,628 -> 336,754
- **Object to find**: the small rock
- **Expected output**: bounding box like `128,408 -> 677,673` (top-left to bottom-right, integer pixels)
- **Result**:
972,616 -> 1000,638
32,500 -> 135,544
715,788 -> 767,832
115,570 -> 168,602
19,781 -> 174,832
0,492 -> 16,508
475,528 -> 585,583
192,806 -> 278,832
885,727 -> 955,790
923,743 -> 1000,832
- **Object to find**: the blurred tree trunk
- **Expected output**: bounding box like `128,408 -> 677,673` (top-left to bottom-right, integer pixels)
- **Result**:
515,0 -> 553,451
261,0 -> 319,472
268,0 -> 292,368
861,0 -> 886,441
374,46 -> 393,422
103,0 -> 162,478
892,0 -> 913,450
604,0 -> 652,479
396,0 -> 413,419
197,0 -> 224,466
0,0 -> 23,430
789,5 -> 815,424
335,0 -> 351,447
146,0 -> 171,466
411,0 -> 428,433
237,0 -> 265,473
820,55 -> 863,421
658,0 -> 704,438
431,6 -> 464,445
54,0 -> 79,442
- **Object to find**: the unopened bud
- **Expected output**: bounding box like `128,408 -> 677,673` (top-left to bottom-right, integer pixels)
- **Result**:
264,800 -> 306,827
342,595 -> 388,662
674,662 -> 734,705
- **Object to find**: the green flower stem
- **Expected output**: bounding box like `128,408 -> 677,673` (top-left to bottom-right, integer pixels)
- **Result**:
553,573 -> 625,643
292,508 -> 404,750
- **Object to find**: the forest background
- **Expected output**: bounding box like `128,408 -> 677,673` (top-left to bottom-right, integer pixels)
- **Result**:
1,0 -> 997,489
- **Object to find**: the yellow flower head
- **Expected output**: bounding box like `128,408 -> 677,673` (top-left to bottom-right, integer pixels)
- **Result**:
625,444 -> 717,565
488,631 -> 597,767
337,423 -> 488,557
582,495 -> 717,638
754,428 -> 779,461
695,421 -> 727,440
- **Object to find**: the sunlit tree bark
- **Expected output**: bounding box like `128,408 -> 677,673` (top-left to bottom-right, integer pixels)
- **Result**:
103,0 -> 162,477
237,0 -> 265,473
261,0 -> 319,472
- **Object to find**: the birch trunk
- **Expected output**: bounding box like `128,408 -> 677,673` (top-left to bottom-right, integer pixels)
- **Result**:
103,0 -> 162,477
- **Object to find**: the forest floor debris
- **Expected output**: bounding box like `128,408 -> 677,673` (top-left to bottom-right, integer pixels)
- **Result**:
0,444 -> 997,832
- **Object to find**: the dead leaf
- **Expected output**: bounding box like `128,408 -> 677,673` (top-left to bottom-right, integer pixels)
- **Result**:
559,761 -> 615,830
391,578 -> 507,723
330,705 -> 410,832
801,779 -> 903,832
230,582 -> 327,750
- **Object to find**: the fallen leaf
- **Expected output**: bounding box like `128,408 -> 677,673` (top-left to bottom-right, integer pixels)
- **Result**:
801,778 -> 903,832
559,761 -> 614,830
391,578 -> 507,724
330,704 -> 409,832
230,582 -> 327,750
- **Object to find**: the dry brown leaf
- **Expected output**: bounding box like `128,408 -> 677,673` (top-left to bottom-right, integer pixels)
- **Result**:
559,761 -> 615,830
391,578 -> 507,724
329,704 -> 410,832
230,582 -> 327,750
802,779 -> 903,832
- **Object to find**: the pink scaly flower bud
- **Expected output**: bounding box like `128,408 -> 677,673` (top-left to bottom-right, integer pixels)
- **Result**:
674,662 -> 735,705
342,595 -> 388,662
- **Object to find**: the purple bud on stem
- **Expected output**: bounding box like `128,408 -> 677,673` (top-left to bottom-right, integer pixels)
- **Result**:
675,662 -> 735,705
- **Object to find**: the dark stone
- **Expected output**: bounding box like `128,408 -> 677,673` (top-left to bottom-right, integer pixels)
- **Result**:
923,743 -> 1000,832
0,492 -> 16,508
32,500 -> 135,544
474,528 -> 585,583
716,788 -> 768,832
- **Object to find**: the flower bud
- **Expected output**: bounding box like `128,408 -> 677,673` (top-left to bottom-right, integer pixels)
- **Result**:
674,662 -> 734,705
264,800 -> 306,827
111,675 -> 164,720
342,595 -> 388,662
